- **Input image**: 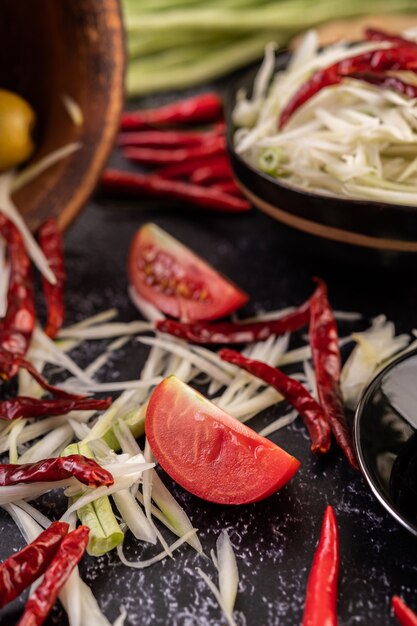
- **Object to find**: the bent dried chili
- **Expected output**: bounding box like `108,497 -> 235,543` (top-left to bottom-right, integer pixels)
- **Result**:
156,299 -> 311,344
0,214 -> 36,358
0,521 -> 68,609
219,349 -> 331,454
0,396 -> 112,421
17,525 -> 89,626
309,279 -> 358,469
0,455 -> 114,488
38,219 -> 66,339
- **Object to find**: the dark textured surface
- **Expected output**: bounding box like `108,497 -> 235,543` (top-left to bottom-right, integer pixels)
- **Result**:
2,150 -> 417,626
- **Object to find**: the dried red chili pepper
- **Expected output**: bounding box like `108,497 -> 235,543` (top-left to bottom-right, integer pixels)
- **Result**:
0,348 -> 83,399
121,93 -> 223,130
0,521 -> 69,609
302,505 -> 339,626
190,158 -> 233,185
156,298 -> 310,344
156,155 -> 227,180
0,395 -> 112,421
279,45 -> 417,128
17,525 -> 89,626
38,219 -> 66,339
392,596 -> 417,626
117,128 -> 221,149
101,170 -> 251,213
0,214 -> 36,358
309,279 -> 358,469
346,71 -> 417,99
213,180 -> 242,197
122,136 -> 225,167
219,349 -> 331,454
365,27 -> 417,49
0,454 -> 114,488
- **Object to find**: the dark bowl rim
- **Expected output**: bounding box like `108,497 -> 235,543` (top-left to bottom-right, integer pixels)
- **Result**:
224,50 -> 417,216
353,346 -> 417,537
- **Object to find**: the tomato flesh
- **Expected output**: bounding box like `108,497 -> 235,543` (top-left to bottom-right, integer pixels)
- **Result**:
128,223 -> 248,322
145,376 -> 300,505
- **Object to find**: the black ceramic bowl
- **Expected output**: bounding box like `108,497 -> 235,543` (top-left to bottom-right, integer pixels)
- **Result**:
354,348 -> 417,536
225,52 -> 417,255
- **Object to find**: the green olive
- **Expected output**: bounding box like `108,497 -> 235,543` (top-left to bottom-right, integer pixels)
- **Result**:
0,89 -> 36,171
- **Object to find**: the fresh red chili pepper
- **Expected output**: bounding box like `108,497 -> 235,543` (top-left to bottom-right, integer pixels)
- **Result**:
0,521 -> 69,609
365,27 -> 417,49
156,298 -> 311,344
101,169 -> 251,213
190,158 -> 233,185
279,45 -> 417,128
302,505 -> 339,626
0,348 -> 83,399
309,279 -> 358,469
213,180 -> 242,197
38,219 -> 65,339
346,71 -> 417,99
122,136 -> 225,167
121,93 -> 223,130
392,596 -> 417,626
219,349 -> 331,454
0,214 -> 36,358
156,155 -> 227,180
0,395 -> 112,421
17,525 -> 89,626
117,128 -> 222,149
0,455 -> 114,488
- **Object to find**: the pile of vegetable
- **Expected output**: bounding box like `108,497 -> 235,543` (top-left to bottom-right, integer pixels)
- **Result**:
233,26 -> 417,205
103,93 -> 250,213
122,0 -> 417,96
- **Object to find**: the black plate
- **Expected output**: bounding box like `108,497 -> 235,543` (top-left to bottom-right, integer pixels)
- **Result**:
354,348 -> 417,537
225,53 -> 417,254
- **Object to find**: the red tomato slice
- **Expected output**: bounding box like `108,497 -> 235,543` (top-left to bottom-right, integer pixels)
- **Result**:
128,223 -> 248,322
146,376 -> 300,505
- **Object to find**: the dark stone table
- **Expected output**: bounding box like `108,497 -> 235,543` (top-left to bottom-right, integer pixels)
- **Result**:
1,126 -> 417,626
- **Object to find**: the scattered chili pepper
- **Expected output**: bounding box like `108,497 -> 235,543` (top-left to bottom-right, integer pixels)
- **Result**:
0,348 -> 83,399
117,128 -> 221,149
17,525 -> 89,626
0,521 -> 69,609
190,157 -> 233,185
392,596 -> 417,626
279,45 -> 417,128
365,27 -> 417,49
122,136 -> 225,167
0,214 -> 36,358
220,349 -> 331,454
0,395 -> 112,421
0,454 -> 114,488
309,279 -> 358,469
156,298 -> 311,344
38,219 -> 66,339
346,72 -> 417,99
101,169 -> 250,213
156,155 -> 228,180
302,505 -> 339,626
213,180 -> 242,197
121,93 -> 223,130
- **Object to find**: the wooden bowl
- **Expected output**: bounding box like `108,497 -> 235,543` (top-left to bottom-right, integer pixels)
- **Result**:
1,0 -> 125,232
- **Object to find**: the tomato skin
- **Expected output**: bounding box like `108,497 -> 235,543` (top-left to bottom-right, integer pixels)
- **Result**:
145,376 -> 300,505
128,223 -> 248,322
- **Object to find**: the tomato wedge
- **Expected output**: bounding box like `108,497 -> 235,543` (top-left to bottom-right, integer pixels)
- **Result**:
146,376 -> 300,505
128,223 -> 248,322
